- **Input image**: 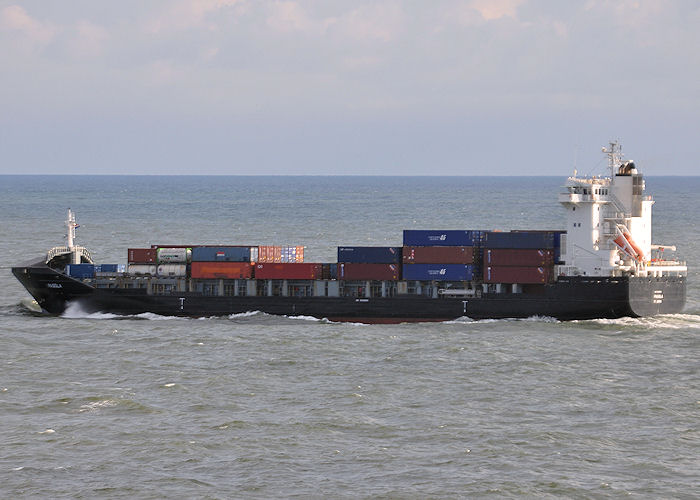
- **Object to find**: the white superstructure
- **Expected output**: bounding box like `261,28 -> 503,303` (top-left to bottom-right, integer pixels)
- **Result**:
45,209 -> 93,265
558,142 -> 686,278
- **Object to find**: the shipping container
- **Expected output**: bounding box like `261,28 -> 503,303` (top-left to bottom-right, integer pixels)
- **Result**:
191,262 -> 253,279
484,265 -> 554,284
402,246 -> 475,264
157,264 -> 187,277
66,263 -> 95,279
402,263 -> 474,281
482,231 -> 555,249
128,264 -> 157,275
403,230 -> 484,247
337,246 -> 401,263
257,246 -> 305,263
485,248 -> 555,266
157,247 -> 191,263
94,264 -> 125,273
128,248 -> 157,263
254,263 -> 322,280
192,246 -> 251,262
321,263 -> 338,280
339,263 -> 400,281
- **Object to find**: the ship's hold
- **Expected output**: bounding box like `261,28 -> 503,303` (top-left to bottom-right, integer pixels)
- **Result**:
254,263 -> 322,280
483,231 -> 556,249
128,264 -> 157,275
484,265 -> 554,284
192,246 -> 251,262
67,263 -> 95,279
403,230 -> 484,247
191,262 -> 253,279
402,246 -> 475,264
339,263 -> 400,280
402,263 -> 475,281
157,247 -> 192,263
485,249 -> 555,266
128,248 -> 157,263
157,264 -> 187,277
337,247 -> 401,263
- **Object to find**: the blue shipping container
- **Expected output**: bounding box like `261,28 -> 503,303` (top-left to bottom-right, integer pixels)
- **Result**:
67,264 -> 95,279
403,230 -> 484,247
402,264 -> 474,281
337,246 -> 401,263
482,231 -> 555,249
95,264 -> 117,273
192,246 -> 251,262
329,263 -> 338,279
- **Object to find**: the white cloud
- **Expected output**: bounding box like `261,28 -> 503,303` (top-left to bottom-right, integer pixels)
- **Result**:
0,4 -> 56,46
470,0 -> 525,21
145,0 -> 244,34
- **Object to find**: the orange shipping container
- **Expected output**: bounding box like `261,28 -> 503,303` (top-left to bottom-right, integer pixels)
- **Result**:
191,262 -> 253,279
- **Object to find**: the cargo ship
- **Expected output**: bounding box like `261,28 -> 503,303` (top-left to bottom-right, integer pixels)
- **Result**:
12,142 -> 687,323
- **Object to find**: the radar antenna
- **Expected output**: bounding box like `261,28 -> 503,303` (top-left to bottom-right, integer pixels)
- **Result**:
601,141 -> 623,178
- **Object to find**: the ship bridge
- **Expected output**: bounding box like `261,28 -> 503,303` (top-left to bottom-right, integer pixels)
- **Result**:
557,141 -> 685,279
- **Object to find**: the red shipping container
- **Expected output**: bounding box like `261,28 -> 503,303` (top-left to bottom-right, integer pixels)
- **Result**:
191,262 -> 253,279
485,248 -> 554,266
254,263 -> 321,280
402,246 -> 474,264
128,248 -> 157,263
483,265 -> 554,284
340,263 -> 400,281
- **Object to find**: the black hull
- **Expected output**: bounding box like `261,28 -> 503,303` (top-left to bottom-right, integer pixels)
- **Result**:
12,263 -> 686,323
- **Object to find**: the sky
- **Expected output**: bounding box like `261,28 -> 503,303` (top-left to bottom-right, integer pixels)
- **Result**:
1,0 -> 699,175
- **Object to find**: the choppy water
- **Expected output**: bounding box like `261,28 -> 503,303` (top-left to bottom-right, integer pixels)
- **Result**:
1,176 -> 699,498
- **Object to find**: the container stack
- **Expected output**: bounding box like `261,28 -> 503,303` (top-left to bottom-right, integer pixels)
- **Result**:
401,230 -> 482,281
190,246 -> 253,279
128,248 -> 158,275
337,247 -> 401,280
482,231 -> 559,284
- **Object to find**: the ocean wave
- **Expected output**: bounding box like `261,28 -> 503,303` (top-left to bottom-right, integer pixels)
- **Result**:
573,313 -> 700,330
226,311 -> 262,320
443,315 -> 560,325
61,302 -> 184,321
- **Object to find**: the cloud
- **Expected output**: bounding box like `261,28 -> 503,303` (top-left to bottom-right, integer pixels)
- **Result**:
145,0 -> 244,34
470,0 -> 525,21
0,4 -> 56,45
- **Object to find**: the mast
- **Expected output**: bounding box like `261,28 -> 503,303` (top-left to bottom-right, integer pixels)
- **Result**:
66,209 -> 81,264
601,140 -> 622,179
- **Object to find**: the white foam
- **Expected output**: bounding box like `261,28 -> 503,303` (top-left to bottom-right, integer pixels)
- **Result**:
133,312 -> 183,321
576,313 -> 700,330
284,314 -> 324,322
38,429 -> 55,434
79,399 -> 117,412
227,311 -> 261,319
62,302 -> 119,319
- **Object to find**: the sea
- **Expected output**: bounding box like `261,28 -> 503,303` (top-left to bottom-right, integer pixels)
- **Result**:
1,175 -> 698,499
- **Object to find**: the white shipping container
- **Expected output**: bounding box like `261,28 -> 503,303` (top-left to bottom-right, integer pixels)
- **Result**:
128,264 -> 157,275
157,247 -> 192,263
157,264 -> 187,277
